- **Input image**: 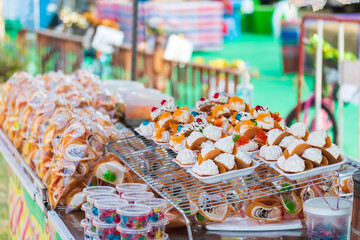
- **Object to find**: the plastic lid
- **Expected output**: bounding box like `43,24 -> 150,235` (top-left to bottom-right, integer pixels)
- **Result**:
148,217 -> 169,227
85,212 -> 96,219
116,225 -> 150,233
81,202 -> 90,212
95,199 -> 128,209
116,183 -> 148,192
135,198 -> 168,209
121,192 -> 154,201
303,197 -> 352,216
93,217 -> 117,228
116,204 -> 151,216
83,186 -> 116,196
81,219 -> 90,228
87,193 -> 120,205
85,229 -> 98,237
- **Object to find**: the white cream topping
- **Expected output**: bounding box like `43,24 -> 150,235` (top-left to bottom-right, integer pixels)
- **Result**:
176,111 -> 191,123
138,122 -> 155,135
267,129 -> 283,146
235,149 -> 252,165
214,106 -> 230,116
252,105 -> 270,118
325,143 -> 340,159
288,122 -> 307,139
238,140 -> 258,152
154,130 -> 170,143
278,119 -> 286,130
256,116 -> 274,130
240,124 -> 253,136
201,140 -> 215,149
260,145 -> 283,160
196,98 -> 211,110
192,160 -> 219,176
229,101 -> 245,112
286,139 -> 305,155
277,155 -> 305,172
215,136 -> 235,154
306,130 -> 327,147
279,135 -> 297,148
158,115 -> 172,128
302,148 -> 322,164
176,149 -> 197,165
150,108 -> 162,120
214,153 -> 235,170
170,139 -> 185,152
210,92 -> 229,104
203,125 -> 222,141
187,132 -> 205,147
160,98 -> 176,112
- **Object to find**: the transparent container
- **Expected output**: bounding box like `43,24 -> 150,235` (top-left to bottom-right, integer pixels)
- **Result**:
81,219 -> 91,233
117,225 -> 150,240
117,204 -> 151,230
85,212 -> 96,233
135,198 -> 168,223
85,229 -> 99,240
95,199 -> 128,224
303,197 -> 352,240
116,183 -> 148,198
93,218 -> 119,239
87,193 -> 120,216
121,192 -> 154,204
147,218 -> 168,239
83,186 -> 116,197
81,202 -> 91,213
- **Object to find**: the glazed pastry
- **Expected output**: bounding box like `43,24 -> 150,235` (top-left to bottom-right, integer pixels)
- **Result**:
286,139 -> 306,156
203,124 -> 222,141
210,92 -> 229,104
160,98 -> 176,112
259,145 -> 282,161
214,153 -> 236,171
175,149 -> 197,165
277,155 -> 305,173
137,120 -> 155,136
192,160 -> 221,176
186,131 -> 207,150
235,149 -> 252,167
173,107 -> 192,124
215,136 -> 235,154
201,143 -> 221,161
238,139 -> 258,152
306,130 -> 330,148
323,143 -> 340,160
267,129 -> 283,146
227,96 -> 246,112
196,98 -> 212,112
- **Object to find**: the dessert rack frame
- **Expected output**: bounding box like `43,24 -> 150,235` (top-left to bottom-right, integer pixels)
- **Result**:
107,135 -> 360,240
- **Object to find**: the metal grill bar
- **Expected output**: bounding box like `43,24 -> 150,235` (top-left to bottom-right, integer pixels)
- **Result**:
107,136 -> 360,240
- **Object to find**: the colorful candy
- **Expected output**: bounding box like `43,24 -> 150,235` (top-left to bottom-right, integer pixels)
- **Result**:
117,226 -> 150,240
95,199 -> 128,224
117,204 -> 151,230
147,218 -> 168,240
93,218 -> 119,240
87,193 -> 120,216
135,199 -> 168,223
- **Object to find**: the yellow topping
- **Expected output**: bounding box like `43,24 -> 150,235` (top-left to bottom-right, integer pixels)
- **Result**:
170,134 -> 185,144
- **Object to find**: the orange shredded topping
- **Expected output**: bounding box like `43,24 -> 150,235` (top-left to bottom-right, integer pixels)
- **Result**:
272,112 -> 282,122
170,134 -> 185,144
212,105 -> 228,117
154,127 -> 165,140
169,122 -> 178,133
159,111 -> 171,120
255,129 -> 268,142
243,120 -> 257,127
213,118 -> 224,127
256,113 -> 272,124
173,106 -> 189,119
228,96 -> 244,105
236,136 -> 250,146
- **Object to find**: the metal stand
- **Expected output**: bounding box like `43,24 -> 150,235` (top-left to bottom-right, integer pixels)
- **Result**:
131,0 -> 139,81
107,135 -> 360,240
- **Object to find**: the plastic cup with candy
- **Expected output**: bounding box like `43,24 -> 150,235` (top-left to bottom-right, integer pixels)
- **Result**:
85,212 -> 97,233
87,193 -> 120,216
135,199 -> 168,223
93,218 -> 119,240
81,219 -> 91,233
83,186 -> 116,197
117,225 -> 150,240
147,218 -> 168,239
81,202 -> 91,213
121,192 -> 154,204
85,229 -> 99,240
95,199 -> 129,224
117,204 -> 151,230
116,183 -> 148,197
303,197 -> 352,240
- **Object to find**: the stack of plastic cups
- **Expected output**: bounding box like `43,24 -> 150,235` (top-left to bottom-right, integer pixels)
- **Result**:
136,199 -> 169,240
115,183 -> 169,239
81,186 -> 118,239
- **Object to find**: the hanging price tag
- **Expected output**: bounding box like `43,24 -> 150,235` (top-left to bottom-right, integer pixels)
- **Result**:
163,34 -> 193,63
91,25 -> 124,54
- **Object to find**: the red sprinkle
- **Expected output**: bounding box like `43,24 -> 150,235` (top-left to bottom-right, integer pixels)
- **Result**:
199,97 -> 206,101
255,105 -> 261,111
196,118 -> 203,123
151,107 -> 157,112
213,93 -> 219,98
161,100 -> 167,105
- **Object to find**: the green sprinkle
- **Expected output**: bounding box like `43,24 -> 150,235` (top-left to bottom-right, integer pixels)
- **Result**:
196,212 -> 205,221
233,134 -> 240,143
284,199 -> 295,213
251,119 -> 257,125
280,183 -> 292,192
103,170 -> 117,182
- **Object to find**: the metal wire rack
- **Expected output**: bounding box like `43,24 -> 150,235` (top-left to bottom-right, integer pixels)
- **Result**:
107,135 -> 360,240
